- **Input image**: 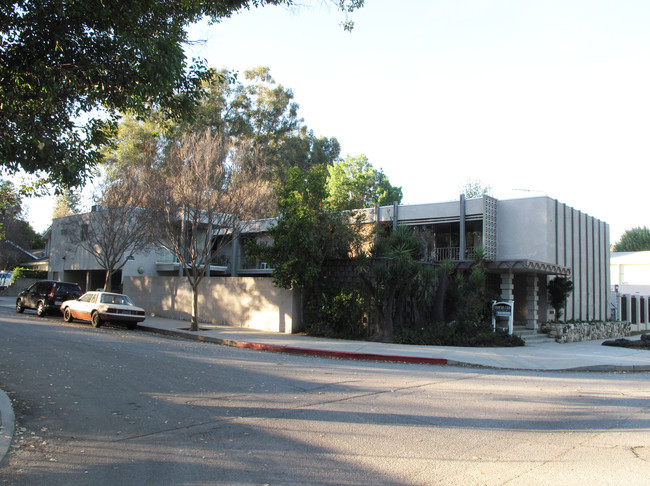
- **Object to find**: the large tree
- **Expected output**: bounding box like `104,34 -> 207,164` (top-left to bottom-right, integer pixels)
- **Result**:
0,0 -> 363,188
612,227 -> 650,252
105,68 -> 342,217
186,67 -> 341,194
326,154 -> 402,210
149,130 -> 270,331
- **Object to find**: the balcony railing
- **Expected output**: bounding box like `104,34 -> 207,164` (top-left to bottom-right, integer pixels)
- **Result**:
428,246 -> 480,262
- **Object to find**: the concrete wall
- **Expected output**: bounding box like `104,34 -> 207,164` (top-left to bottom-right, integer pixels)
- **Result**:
611,251 -> 650,286
0,278 -> 40,297
498,197 -> 610,323
123,276 -> 300,333
48,214 -> 175,289
497,197 -> 555,262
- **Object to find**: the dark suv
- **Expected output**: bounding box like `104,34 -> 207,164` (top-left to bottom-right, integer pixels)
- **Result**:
16,280 -> 83,317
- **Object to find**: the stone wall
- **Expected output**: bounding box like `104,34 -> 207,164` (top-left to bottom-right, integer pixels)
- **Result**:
542,321 -> 630,343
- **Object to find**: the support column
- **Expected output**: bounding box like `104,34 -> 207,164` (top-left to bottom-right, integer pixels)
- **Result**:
526,275 -> 539,330
459,194 -> 466,260
622,294 -> 631,322
500,273 -> 514,301
231,236 -> 239,277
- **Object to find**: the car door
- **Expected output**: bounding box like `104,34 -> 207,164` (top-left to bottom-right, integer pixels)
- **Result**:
71,293 -> 97,321
25,282 -> 43,309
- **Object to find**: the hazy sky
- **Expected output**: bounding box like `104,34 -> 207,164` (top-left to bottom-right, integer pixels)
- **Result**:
26,0 -> 650,242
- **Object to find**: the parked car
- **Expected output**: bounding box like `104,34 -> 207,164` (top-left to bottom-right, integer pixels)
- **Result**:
0,271 -> 12,290
60,291 -> 146,329
16,280 -> 83,316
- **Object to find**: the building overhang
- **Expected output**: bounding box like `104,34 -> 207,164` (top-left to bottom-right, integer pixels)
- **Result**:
453,259 -> 571,276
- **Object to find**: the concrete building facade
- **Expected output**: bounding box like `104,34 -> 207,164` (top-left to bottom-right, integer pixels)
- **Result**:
46,195 -> 610,332
371,196 -> 609,330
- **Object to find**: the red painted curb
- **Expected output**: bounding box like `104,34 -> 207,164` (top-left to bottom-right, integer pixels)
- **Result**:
235,341 -> 449,365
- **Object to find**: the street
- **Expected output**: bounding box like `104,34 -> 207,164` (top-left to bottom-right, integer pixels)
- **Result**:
1,308 -> 649,485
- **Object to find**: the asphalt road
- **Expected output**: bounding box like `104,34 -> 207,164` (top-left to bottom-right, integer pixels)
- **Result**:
1,309 -> 649,485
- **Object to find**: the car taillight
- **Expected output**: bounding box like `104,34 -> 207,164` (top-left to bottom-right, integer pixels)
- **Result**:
49,284 -> 56,299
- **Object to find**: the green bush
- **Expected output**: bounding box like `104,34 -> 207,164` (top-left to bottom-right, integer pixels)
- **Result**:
395,321 -> 525,347
305,285 -> 367,338
11,267 -> 47,282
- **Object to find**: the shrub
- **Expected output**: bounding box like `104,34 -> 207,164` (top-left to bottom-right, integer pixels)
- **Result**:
395,321 -> 525,347
11,267 -> 47,282
304,285 -> 367,338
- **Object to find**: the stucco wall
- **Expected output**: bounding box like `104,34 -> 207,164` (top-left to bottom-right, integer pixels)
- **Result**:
498,197 -> 610,323
123,276 -> 300,333
497,197 -> 555,261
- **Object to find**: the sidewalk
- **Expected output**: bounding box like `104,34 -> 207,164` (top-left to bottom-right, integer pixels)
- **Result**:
138,314 -> 650,372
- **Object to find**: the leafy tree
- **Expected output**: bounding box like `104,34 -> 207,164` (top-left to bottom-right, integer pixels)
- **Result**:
252,165 -> 362,290
188,68 -> 341,200
547,277 -> 574,321
0,0 -> 363,188
612,227 -> 650,252
247,165 -> 366,328
106,68 -> 342,217
149,130 -> 271,331
326,155 -> 402,210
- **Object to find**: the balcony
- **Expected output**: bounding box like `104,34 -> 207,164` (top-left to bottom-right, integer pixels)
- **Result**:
428,246 -> 481,262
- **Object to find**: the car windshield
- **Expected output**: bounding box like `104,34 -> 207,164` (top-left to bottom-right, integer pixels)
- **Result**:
100,294 -> 133,306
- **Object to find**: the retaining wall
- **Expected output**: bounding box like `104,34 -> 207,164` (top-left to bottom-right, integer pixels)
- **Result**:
543,321 -> 630,343
123,276 -> 300,333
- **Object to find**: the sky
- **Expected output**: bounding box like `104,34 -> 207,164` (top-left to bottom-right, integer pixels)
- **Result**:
25,0 -> 650,243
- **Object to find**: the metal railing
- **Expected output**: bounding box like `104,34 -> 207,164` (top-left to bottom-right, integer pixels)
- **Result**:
428,246 -> 480,262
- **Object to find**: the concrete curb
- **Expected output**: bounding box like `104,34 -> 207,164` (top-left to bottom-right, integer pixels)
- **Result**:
0,388 -> 15,465
139,324 -> 452,365
137,324 -> 650,372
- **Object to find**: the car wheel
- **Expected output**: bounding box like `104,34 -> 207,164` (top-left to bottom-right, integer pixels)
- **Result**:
91,311 -> 102,328
16,299 -> 24,313
63,307 -> 73,323
36,301 -> 46,317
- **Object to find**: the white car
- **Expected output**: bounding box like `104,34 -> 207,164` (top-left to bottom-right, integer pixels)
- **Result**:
61,291 -> 146,329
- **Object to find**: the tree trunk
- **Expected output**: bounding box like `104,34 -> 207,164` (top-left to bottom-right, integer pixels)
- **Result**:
190,284 -> 199,332
104,269 -> 113,292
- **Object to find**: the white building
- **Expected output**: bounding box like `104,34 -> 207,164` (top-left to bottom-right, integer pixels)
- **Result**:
610,251 -> 650,331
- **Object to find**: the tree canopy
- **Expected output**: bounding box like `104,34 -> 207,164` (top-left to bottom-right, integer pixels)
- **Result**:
0,0 -> 363,188
326,154 -> 402,210
103,67 -> 342,216
460,179 -> 492,199
612,227 -> 650,252
252,165 -> 363,291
